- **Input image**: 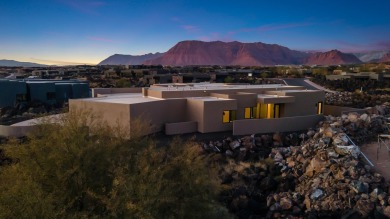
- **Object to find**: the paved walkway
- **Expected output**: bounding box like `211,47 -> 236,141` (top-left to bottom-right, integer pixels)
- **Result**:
11,114 -> 65,126
303,79 -> 337,93
360,138 -> 390,181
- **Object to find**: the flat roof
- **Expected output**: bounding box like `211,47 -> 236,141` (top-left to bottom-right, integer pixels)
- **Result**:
149,83 -> 297,91
80,93 -> 163,104
187,96 -> 233,101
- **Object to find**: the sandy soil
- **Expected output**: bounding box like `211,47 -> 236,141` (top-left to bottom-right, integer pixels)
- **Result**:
360,138 -> 390,181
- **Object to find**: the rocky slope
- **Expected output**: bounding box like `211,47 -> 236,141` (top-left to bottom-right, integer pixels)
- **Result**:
379,52 -> 390,63
98,53 -> 163,65
353,51 -> 389,63
306,50 -> 362,65
144,40 -> 309,66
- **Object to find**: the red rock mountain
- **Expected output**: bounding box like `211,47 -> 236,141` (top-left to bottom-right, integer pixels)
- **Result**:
305,50 -> 362,65
144,41 -> 308,66
379,52 -> 390,62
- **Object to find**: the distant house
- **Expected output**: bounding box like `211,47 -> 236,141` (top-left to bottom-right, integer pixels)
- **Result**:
70,83 -> 324,138
0,79 -> 90,108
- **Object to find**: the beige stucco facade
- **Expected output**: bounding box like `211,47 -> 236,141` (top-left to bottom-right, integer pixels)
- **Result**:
69,83 -> 325,138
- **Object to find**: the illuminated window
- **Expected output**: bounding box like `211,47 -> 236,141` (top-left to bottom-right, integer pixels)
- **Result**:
258,103 -> 280,119
244,107 -> 252,119
317,102 -> 323,114
222,110 -> 236,123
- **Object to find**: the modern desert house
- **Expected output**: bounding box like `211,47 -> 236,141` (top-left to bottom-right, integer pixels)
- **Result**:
69,83 -> 325,138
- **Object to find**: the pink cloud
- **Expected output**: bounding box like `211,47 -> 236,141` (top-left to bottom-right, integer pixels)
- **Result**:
87,36 -> 114,43
181,25 -> 200,33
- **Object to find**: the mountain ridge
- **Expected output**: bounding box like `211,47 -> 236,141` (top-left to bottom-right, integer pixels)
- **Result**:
0,59 -> 47,67
98,53 -> 164,65
144,40 -> 310,66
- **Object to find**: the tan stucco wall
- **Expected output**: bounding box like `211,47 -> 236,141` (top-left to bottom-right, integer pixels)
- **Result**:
69,99 -> 131,135
277,91 -> 324,117
129,98 -> 187,134
202,99 -> 237,133
165,121 -> 197,135
186,99 -> 206,132
233,115 -> 324,135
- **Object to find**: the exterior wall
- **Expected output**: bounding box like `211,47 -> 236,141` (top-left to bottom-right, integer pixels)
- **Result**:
324,105 -> 366,116
278,91 -> 324,117
69,99 -> 131,136
202,99 -> 237,133
55,84 -> 73,105
233,115 -> 324,135
27,82 -> 56,105
186,99 -> 206,132
71,83 -> 90,99
129,99 -> 187,134
165,121 -> 197,135
0,80 -> 27,107
155,86 -> 304,99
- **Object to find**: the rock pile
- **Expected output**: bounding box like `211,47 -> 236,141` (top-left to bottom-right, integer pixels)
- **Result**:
204,104 -> 390,218
203,132 -> 308,162
325,91 -> 390,108
267,111 -> 390,218
0,101 -> 65,125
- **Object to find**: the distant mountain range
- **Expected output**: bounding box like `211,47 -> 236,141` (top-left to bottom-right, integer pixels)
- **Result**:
0,59 -> 47,67
353,51 -> 389,63
305,50 -> 362,65
100,40 -> 389,66
379,52 -> 390,63
99,53 -> 164,65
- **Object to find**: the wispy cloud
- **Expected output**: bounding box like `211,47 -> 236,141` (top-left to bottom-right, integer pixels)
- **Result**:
58,0 -> 107,15
30,58 -> 96,66
320,40 -> 390,52
181,25 -> 200,33
87,36 -> 114,43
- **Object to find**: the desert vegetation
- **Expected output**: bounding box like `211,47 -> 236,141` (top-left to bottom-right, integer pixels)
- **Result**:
0,109 -> 230,218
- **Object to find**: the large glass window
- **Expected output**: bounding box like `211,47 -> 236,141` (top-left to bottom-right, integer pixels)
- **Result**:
257,103 -> 280,119
244,107 -> 255,119
223,110 -> 236,123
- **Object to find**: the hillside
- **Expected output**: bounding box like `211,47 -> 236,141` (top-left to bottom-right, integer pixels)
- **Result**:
0,59 -> 47,67
305,50 -> 362,65
144,40 -> 308,66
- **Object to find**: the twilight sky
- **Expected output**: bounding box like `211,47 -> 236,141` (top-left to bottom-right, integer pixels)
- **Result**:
1,0 -> 389,65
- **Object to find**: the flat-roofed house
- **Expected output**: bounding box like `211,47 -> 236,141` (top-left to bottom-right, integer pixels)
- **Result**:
69,83 -> 325,138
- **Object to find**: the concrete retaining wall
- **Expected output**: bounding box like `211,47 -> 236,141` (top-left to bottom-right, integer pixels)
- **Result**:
324,105 -> 366,116
233,115 -> 324,135
0,125 -> 36,137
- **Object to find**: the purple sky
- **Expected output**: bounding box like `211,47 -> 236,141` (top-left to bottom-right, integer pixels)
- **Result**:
0,0 -> 389,65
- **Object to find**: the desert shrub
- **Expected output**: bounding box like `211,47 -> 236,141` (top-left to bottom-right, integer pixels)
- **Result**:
0,109 -> 230,218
